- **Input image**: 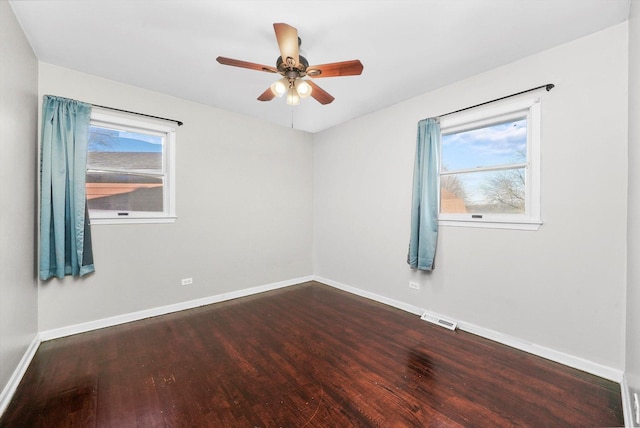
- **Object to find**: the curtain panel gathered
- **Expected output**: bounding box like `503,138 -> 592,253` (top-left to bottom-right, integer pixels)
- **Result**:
407,118 -> 440,271
40,95 -> 95,280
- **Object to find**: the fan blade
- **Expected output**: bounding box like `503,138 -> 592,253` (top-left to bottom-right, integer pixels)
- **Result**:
307,81 -> 335,105
307,60 -> 364,78
273,23 -> 299,68
216,57 -> 277,73
257,88 -> 276,102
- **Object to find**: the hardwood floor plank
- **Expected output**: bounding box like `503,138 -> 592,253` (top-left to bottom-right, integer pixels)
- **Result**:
0,282 -> 624,427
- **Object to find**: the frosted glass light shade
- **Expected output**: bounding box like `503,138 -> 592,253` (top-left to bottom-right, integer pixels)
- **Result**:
296,79 -> 312,98
270,78 -> 288,97
286,87 -> 300,105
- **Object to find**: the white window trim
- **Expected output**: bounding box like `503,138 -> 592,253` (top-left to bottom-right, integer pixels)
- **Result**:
88,111 -> 176,225
438,97 -> 541,231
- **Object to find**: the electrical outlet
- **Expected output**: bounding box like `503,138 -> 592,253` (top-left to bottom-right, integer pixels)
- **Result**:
181,278 -> 193,286
409,281 -> 420,291
634,392 -> 639,425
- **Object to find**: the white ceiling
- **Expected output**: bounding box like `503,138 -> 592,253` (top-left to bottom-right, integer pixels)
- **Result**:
9,0 -> 630,133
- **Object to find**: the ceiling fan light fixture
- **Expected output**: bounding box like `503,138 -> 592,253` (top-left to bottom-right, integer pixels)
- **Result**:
295,79 -> 312,98
286,87 -> 300,105
217,23 -> 363,106
270,78 -> 289,98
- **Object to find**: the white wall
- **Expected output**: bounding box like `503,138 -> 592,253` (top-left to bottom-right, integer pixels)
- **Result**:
0,0 -> 38,401
627,0 -> 640,418
313,23 -> 628,371
37,63 -> 314,331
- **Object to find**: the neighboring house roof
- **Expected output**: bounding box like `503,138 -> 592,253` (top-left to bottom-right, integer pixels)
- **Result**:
440,189 -> 466,214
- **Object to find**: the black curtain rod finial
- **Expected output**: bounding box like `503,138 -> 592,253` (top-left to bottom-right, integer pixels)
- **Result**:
546,84 -> 555,91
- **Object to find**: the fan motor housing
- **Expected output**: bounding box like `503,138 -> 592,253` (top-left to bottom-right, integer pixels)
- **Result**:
277,55 -> 309,76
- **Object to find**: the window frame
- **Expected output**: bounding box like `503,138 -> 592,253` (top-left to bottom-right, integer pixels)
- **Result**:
87,111 -> 176,225
438,97 -> 541,231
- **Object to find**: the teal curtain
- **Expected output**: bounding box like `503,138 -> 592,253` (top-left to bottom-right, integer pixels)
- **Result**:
40,95 -> 95,280
408,118 -> 440,271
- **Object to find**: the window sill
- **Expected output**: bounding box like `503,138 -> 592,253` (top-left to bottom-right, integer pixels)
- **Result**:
89,216 -> 177,225
439,218 -> 541,231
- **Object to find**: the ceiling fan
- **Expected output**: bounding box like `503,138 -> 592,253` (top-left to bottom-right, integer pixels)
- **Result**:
216,23 -> 364,105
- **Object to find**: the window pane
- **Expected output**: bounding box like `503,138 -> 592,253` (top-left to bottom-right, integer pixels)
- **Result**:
87,125 -> 164,214
87,171 -> 163,212
440,168 -> 525,214
441,118 -> 527,171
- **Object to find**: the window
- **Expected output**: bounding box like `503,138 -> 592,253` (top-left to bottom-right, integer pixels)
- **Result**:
439,98 -> 541,230
86,111 -> 176,224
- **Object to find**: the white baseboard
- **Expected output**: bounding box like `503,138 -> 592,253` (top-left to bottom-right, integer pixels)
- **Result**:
313,276 -> 623,383
315,276 -> 425,316
622,374 -> 635,427
458,321 -> 622,382
40,276 -> 313,341
0,334 -> 41,417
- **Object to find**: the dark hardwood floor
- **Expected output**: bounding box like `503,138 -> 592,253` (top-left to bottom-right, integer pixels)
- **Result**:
0,282 -> 624,427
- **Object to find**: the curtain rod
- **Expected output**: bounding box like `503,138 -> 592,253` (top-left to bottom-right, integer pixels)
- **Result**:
90,103 -> 183,126
439,83 -> 554,118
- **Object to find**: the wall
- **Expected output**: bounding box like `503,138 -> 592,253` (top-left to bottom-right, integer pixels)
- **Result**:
38,63 -> 313,331
627,0 -> 640,422
313,23 -> 628,372
0,0 -> 38,405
